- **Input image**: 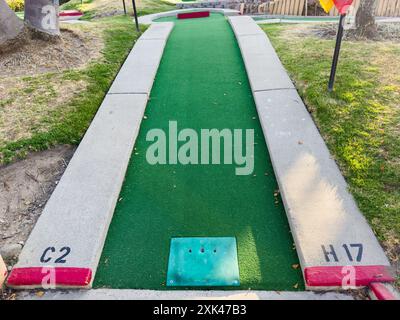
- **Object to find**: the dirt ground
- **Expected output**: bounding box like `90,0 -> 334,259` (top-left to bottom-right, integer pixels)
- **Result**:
0,26 -> 102,78
0,145 -> 76,262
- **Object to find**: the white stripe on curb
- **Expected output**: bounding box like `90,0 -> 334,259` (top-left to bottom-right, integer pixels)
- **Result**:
7,22 -> 174,289
17,289 -> 353,300
228,16 -> 394,290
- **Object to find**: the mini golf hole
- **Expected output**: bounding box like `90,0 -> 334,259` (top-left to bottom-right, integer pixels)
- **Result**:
167,237 -> 240,286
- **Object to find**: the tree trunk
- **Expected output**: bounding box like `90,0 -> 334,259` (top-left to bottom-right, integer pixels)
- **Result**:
24,0 -> 60,37
355,0 -> 378,38
0,0 -> 25,49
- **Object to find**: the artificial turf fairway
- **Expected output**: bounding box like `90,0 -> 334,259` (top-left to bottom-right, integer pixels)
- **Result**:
94,13 -> 304,290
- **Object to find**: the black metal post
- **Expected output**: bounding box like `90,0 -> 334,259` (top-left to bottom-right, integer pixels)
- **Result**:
122,0 -> 127,15
131,0 -> 139,32
328,14 -> 346,92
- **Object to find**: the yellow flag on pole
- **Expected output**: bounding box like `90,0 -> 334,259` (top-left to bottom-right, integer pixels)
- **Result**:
319,0 -> 335,13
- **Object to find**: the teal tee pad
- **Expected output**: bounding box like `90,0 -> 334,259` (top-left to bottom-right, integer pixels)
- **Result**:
166,237 -> 240,287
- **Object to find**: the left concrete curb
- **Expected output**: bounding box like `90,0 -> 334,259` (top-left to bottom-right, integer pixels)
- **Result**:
6,23 -> 174,290
108,23 -> 173,95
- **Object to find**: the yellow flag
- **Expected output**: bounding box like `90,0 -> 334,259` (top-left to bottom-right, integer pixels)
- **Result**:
319,0 -> 335,13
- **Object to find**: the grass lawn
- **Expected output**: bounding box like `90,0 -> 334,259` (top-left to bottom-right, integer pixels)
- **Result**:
0,16 -> 144,164
2,0 -> 179,164
61,0 -> 176,19
261,24 -> 400,276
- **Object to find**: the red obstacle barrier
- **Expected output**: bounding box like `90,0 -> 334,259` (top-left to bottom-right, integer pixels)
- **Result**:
177,11 -> 210,19
59,10 -> 83,21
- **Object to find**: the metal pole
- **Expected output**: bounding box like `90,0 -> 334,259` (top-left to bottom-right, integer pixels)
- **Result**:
122,0 -> 127,15
131,0 -> 139,32
328,13 -> 346,92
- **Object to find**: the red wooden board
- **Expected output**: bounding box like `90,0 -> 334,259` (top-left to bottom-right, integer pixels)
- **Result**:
177,11 -> 210,19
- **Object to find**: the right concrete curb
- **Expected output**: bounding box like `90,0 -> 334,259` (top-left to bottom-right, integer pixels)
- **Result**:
228,16 -> 395,291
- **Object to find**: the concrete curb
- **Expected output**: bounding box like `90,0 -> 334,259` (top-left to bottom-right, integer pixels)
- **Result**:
6,23 -> 174,290
17,289 -> 353,300
228,16 -> 394,291
108,23 -> 173,95
229,16 -> 294,91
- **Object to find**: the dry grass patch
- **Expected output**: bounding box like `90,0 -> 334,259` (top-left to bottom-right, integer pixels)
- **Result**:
62,0 -> 176,19
0,22 -> 104,156
0,75 -> 87,143
0,16 -> 143,164
0,26 -> 103,78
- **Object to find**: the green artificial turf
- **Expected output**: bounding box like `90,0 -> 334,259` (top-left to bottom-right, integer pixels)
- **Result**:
94,13 -> 303,290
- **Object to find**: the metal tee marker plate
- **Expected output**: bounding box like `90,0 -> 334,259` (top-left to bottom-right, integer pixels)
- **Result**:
167,237 -> 240,287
